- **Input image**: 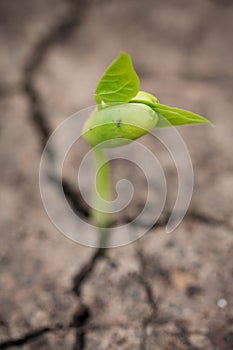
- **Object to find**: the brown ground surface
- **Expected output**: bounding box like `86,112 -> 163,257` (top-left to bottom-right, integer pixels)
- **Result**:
0,0 -> 233,349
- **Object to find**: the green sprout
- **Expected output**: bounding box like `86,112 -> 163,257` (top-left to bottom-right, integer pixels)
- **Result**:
82,52 -> 211,236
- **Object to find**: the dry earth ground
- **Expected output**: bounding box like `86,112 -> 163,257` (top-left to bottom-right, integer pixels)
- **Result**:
0,0 -> 233,349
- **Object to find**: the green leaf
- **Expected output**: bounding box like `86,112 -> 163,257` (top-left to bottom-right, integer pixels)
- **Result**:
94,52 -> 140,104
129,93 -> 212,128
153,103 -> 212,127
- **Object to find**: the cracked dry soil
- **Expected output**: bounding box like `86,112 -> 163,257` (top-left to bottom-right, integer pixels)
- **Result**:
0,0 -> 233,349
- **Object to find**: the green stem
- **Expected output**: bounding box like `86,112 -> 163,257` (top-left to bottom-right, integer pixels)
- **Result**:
91,147 -> 111,236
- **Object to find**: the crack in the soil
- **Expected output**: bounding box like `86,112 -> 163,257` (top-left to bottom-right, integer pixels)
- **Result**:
22,0 -> 90,150
0,321 -> 215,350
0,324 -> 63,350
137,249 -> 158,314
72,248 -> 106,297
135,245 -> 206,350
71,247 -> 106,349
20,0 -> 93,230
175,321 -> 200,350
72,304 -> 90,350
136,247 -> 159,350
48,174 -> 90,219
23,81 -> 51,149
185,211 -> 233,231
128,210 -> 233,233
0,321 -> 130,350
20,0 -> 92,221
19,1 -> 98,348
62,178 -> 90,219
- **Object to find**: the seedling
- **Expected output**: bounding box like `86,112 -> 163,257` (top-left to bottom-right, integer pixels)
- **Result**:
82,52 -> 211,235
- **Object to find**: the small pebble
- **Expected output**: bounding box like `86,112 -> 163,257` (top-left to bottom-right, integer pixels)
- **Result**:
217,298 -> 228,308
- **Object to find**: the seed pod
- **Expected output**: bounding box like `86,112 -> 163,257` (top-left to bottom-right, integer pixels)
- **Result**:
82,103 -> 158,148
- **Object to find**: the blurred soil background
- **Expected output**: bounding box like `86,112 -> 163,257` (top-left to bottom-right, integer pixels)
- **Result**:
0,0 -> 233,349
